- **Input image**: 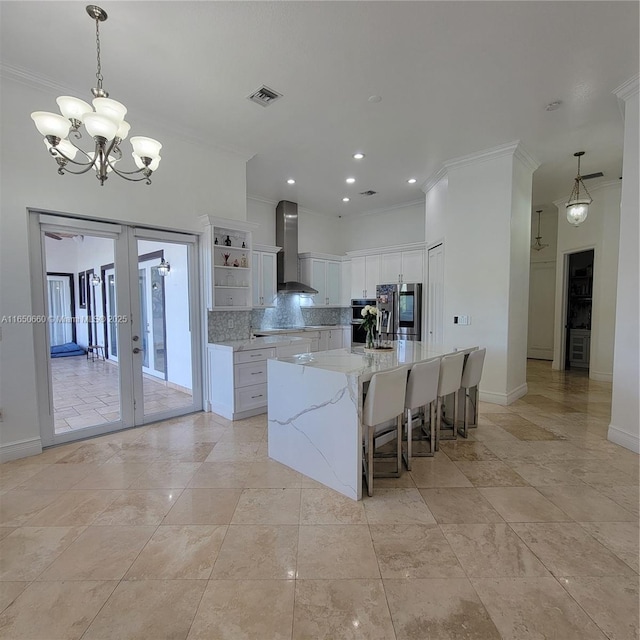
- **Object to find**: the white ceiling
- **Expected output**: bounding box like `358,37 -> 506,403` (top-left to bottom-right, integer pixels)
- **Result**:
1,1 -> 638,217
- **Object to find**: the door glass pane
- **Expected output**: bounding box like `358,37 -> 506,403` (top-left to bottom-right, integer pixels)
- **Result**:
107,273 -> 118,357
43,233 -> 121,434
137,240 -> 193,417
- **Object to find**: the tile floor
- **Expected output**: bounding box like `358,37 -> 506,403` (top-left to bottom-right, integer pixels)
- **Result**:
0,360 -> 638,639
52,356 -> 192,433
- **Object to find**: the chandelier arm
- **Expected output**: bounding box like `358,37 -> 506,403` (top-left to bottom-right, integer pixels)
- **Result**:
109,166 -> 153,185
48,145 -> 100,175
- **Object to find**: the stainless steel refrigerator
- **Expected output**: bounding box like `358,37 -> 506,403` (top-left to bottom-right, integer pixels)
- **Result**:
376,283 -> 422,341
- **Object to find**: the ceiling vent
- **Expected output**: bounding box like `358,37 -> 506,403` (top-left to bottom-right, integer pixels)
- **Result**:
582,172 -> 604,180
247,85 -> 283,107
359,190 -> 377,196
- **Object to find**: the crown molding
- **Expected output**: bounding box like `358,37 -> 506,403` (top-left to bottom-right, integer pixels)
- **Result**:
421,166 -> 448,194
1,62 -> 256,161
346,241 -> 426,258
613,74 -> 640,101
443,140 -> 539,174
247,195 -> 278,206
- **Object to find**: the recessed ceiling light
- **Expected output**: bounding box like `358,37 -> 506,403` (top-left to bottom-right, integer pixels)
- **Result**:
368,95 -> 382,103
342,197 -> 350,202
346,177 -> 355,184
545,100 -> 562,111
286,178 -> 295,184
353,152 -> 365,160
407,178 -> 417,184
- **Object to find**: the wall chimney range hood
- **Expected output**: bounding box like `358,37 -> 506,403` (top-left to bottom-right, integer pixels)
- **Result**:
276,200 -> 318,294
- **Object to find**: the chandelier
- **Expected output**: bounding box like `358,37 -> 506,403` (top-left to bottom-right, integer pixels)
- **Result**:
531,210 -> 549,251
565,151 -> 592,226
30,5 -> 161,186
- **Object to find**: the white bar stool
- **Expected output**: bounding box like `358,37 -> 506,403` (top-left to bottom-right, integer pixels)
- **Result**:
362,366 -> 407,497
435,352 -> 466,448
404,358 -> 440,469
458,348 -> 486,438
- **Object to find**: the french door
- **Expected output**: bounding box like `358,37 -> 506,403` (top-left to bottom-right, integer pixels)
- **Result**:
427,243 -> 444,346
34,213 -> 202,447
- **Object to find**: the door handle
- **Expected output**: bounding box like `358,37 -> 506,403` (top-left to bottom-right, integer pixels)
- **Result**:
132,347 -> 143,354
132,335 -> 139,341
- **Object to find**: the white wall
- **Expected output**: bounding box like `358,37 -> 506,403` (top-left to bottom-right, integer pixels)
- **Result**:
0,75 -> 248,457
425,143 -> 537,405
552,182 -> 621,381
609,78 -> 639,453
299,208 -> 346,255
247,197 -> 276,245
527,209 -> 558,360
424,173 -> 447,247
338,201 -> 425,252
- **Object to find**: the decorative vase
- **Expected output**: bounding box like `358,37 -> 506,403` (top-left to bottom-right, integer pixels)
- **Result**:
366,327 -> 375,349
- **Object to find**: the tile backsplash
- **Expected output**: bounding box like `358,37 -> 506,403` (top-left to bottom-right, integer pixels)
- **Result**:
208,295 -> 351,343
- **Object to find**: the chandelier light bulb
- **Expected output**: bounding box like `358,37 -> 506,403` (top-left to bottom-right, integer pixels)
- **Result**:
31,112 -> 71,139
30,5 -> 161,186
83,112 -> 118,141
133,153 -> 161,172
44,138 -> 78,160
56,96 -> 92,123
92,97 -> 127,126
130,136 -> 162,161
566,201 -> 590,226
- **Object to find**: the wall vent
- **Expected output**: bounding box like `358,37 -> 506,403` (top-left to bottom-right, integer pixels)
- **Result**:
359,190 -> 377,196
582,172 -> 604,180
247,85 -> 283,107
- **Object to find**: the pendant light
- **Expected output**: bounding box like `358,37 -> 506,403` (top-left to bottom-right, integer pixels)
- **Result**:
566,152 -> 592,226
531,210 -> 549,251
31,5 -> 162,186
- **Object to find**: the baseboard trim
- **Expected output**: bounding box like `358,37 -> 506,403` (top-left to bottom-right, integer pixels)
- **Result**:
527,348 -> 553,361
607,424 -> 640,453
0,437 -> 43,463
479,383 -> 528,406
590,370 -> 613,383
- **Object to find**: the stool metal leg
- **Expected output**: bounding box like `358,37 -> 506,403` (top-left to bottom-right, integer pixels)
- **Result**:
396,415 -> 402,474
367,425 -> 374,497
430,401 -> 436,454
405,408 -> 413,471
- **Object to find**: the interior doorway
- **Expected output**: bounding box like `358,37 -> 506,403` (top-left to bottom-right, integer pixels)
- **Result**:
565,249 -> 594,370
32,212 -> 202,447
426,243 -> 444,346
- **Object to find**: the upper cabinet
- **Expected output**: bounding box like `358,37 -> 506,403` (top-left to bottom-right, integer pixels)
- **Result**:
350,254 -> 380,299
252,244 -> 280,308
380,249 -> 425,284
349,243 -> 425,298
201,216 -> 258,311
299,253 -> 343,307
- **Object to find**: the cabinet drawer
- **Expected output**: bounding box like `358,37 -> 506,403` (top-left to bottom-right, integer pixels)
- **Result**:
235,361 -> 268,387
234,347 -> 276,364
235,383 -> 268,411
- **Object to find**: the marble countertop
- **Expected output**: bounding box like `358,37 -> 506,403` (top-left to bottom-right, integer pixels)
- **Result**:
209,335 -> 312,351
254,325 -> 349,335
275,341 -> 477,381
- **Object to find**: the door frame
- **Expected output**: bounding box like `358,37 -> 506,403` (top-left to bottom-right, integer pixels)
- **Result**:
29,210 -> 203,448
555,244 -> 597,371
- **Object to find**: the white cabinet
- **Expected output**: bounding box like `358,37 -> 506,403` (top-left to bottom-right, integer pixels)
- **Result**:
380,253 -> 402,284
379,249 -> 424,284
201,216 -> 258,311
350,255 -> 380,299
327,328 -> 343,350
343,327 -> 351,349
349,244 -> 425,298
341,260 -> 352,306
299,254 -> 343,306
400,249 -> 424,283
252,245 -> 279,308
208,340 -> 310,420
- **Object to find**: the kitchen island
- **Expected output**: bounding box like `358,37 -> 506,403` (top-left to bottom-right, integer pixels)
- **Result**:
267,341 -> 477,500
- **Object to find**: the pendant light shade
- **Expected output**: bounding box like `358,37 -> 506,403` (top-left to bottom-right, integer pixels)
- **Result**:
566,152 -> 592,226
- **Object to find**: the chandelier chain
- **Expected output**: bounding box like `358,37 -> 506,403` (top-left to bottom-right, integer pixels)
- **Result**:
94,14 -> 103,91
